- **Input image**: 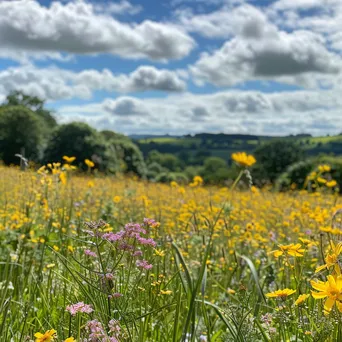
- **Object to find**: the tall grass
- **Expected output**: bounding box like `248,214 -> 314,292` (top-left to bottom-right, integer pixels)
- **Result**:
0,164 -> 342,341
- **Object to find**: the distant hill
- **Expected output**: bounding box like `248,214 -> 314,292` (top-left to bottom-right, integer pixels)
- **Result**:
129,134 -> 180,140
131,133 -> 342,163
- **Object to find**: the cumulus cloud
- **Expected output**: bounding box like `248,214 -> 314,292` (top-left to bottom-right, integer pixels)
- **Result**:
175,4 -> 276,39
0,64 -> 186,101
268,0 -> 342,51
94,0 -> 142,15
58,89 -> 342,136
0,0 -> 195,61
191,19 -> 341,87
270,0 -> 336,11
171,2 -> 342,87
124,66 -> 187,92
102,97 -> 149,116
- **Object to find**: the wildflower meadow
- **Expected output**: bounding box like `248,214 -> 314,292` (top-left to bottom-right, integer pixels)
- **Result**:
1,154 -> 342,342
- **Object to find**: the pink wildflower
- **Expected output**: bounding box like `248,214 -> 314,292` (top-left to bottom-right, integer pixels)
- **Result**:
84,249 -> 97,257
136,259 -> 153,270
66,302 -> 93,316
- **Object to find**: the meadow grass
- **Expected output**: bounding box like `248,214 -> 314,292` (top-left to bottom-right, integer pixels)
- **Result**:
1,164 -> 342,341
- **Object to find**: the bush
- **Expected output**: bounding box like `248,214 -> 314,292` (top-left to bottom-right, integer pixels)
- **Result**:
146,162 -> 167,181
44,122 -> 118,172
147,150 -> 182,172
253,140 -> 305,184
275,159 -> 316,191
102,131 -> 147,177
276,156 -> 342,193
154,172 -> 189,184
0,106 -> 45,165
184,166 -> 203,180
200,157 -> 229,184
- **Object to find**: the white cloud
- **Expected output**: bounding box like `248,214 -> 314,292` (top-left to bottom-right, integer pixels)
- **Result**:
174,4 -> 277,39
270,0 -> 337,11
190,17 -> 341,87
268,0 -> 342,51
172,2 -> 342,87
102,97 -> 149,116
57,89 -> 342,136
94,0 -> 142,15
0,64 -> 186,101
0,0 -> 195,61
170,0 -> 244,7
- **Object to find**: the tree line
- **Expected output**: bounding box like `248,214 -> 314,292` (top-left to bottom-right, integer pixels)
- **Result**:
1,91 -> 340,192
0,91 -> 146,176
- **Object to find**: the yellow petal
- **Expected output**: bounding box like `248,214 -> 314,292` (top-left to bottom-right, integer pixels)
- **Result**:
324,297 -> 335,312
273,251 -> 283,258
311,291 -> 328,299
311,280 -> 327,292
336,301 -> 342,313
315,264 -> 328,273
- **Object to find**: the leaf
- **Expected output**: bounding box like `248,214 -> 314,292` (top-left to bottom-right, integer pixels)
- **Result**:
238,254 -> 266,316
172,242 -> 193,293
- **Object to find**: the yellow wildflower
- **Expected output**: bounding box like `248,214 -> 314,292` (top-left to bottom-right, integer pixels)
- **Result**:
266,289 -> 296,298
318,164 -> 331,172
85,159 -> 95,168
295,294 -> 310,306
59,172 -> 67,185
315,242 -> 342,274
231,152 -> 256,167
311,275 -> 342,314
113,196 -> 121,203
170,181 -> 178,187
272,243 -> 305,258
62,156 -> 76,164
326,180 -> 337,188
160,290 -> 172,295
34,329 -> 57,342
154,249 -> 166,257
317,177 -> 327,184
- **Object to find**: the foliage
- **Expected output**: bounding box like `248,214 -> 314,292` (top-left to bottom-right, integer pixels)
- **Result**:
154,171 -> 189,183
184,165 -> 203,181
102,130 -> 147,177
136,134 -> 342,172
43,122 -> 118,172
200,157 -> 232,184
276,156 -> 342,193
147,150 -> 182,172
0,106 -> 45,164
146,161 -> 167,180
3,90 -> 57,130
253,140 -> 305,184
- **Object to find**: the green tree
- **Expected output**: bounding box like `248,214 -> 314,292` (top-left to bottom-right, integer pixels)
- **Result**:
147,150 -> 182,171
253,140 -> 305,183
3,91 -> 57,130
101,130 -> 147,177
193,149 -> 211,165
0,106 -> 45,165
201,157 -> 231,183
146,162 -> 166,180
44,122 -> 118,172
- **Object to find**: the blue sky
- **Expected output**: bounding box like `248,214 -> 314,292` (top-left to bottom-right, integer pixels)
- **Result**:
0,0 -> 341,135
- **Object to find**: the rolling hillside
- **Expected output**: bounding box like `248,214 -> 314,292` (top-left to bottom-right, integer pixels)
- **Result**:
132,133 -> 342,162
